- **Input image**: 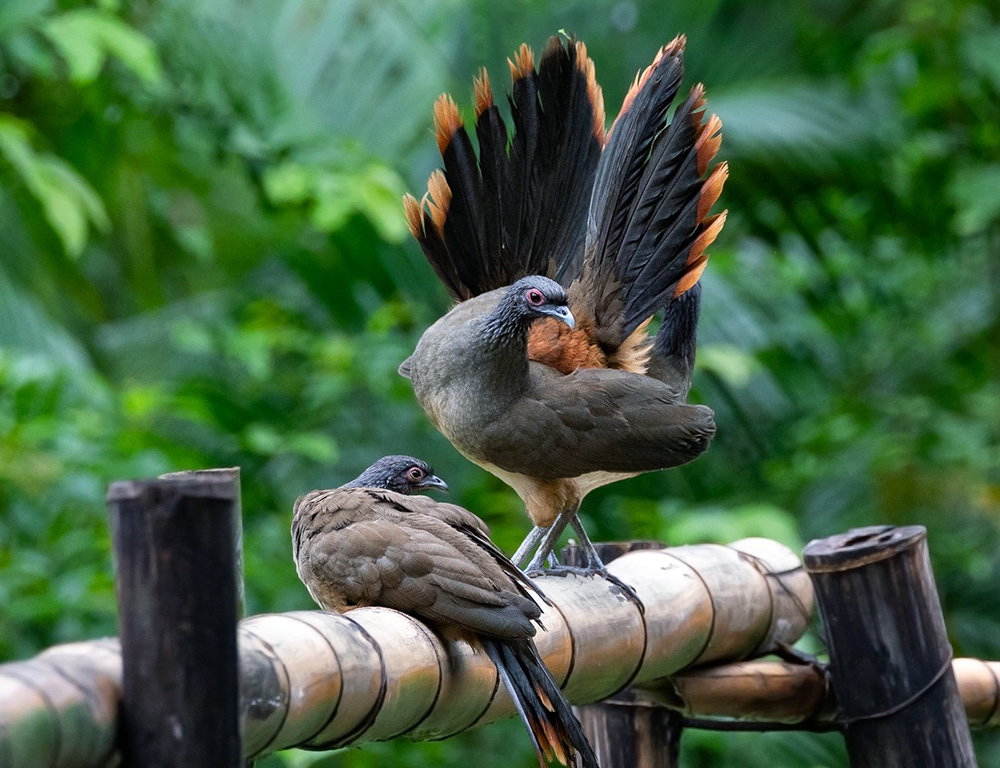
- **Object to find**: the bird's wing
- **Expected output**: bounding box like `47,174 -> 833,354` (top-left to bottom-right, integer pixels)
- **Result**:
302,492 -> 540,639
403,37 -> 603,300
477,365 -> 716,479
372,490 -> 545,604
370,490 -> 492,537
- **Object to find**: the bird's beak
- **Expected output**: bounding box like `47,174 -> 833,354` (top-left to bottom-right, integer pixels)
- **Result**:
542,304 -> 575,329
418,475 -> 449,493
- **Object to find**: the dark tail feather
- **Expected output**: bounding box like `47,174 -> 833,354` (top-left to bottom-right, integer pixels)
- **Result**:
586,37 -> 685,287
583,37 -> 727,346
648,281 -> 701,397
532,37 -> 604,285
502,44 -> 543,281
405,37 -> 604,301
474,69 -> 510,291
482,638 -> 600,768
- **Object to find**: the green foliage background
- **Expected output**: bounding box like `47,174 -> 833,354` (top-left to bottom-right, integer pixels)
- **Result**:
1,0 -> 998,765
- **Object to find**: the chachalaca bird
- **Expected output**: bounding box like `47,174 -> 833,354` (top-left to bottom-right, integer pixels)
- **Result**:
291,455 -> 600,768
399,36 -> 724,573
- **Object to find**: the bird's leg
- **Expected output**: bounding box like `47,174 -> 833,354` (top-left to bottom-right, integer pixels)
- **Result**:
530,512 -> 603,573
541,513 -> 642,605
521,509 -> 574,573
511,525 -> 548,569
567,514 -> 602,570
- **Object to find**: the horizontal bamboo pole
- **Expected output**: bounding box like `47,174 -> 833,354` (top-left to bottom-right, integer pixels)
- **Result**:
1,538 -> 812,767
644,657 -> 1000,729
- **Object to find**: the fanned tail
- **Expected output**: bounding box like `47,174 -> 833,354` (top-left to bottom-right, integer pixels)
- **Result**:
579,36 -> 727,361
482,638 -> 599,768
403,37 -> 604,300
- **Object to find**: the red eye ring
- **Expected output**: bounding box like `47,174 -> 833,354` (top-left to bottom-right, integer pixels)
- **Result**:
525,288 -> 545,306
408,467 -> 423,480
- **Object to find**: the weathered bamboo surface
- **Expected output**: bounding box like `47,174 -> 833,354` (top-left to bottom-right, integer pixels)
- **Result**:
644,657 -> 1000,728
1,532 -> 998,768
0,538 -> 808,766
805,526 -> 977,767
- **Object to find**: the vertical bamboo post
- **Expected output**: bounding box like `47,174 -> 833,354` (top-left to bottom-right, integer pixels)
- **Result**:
108,474 -> 242,768
804,525 -> 977,768
565,541 -> 682,768
160,467 -> 245,617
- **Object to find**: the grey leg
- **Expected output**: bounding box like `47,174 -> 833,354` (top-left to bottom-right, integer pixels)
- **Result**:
523,510 -> 573,573
512,525 -> 548,569
548,514 -> 642,604
568,514 -> 605,571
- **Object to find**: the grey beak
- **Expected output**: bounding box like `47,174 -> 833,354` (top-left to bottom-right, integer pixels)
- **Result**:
418,475 -> 449,493
543,304 -> 575,330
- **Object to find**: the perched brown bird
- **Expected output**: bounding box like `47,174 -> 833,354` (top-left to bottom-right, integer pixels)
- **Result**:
292,455 -> 599,768
400,36 -> 724,572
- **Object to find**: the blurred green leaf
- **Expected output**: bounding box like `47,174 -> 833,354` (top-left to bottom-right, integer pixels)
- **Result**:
0,116 -> 109,256
664,504 -> 803,551
40,9 -> 161,84
950,164 -> 1000,235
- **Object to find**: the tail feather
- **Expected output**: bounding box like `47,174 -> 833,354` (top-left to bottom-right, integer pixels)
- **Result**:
648,281 -> 701,395
482,638 -> 599,768
585,36 -> 686,288
534,38 -> 604,284
436,96 -> 494,294
406,37 -> 604,300
474,69 -> 510,291
581,38 -> 727,351
403,189 -> 468,300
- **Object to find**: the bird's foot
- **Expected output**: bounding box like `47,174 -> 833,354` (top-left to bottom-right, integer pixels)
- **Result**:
527,561 -> 642,605
523,513 -> 643,606
526,563 -> 593,579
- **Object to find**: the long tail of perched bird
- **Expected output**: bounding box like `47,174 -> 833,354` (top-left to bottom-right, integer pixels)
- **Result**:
403,34 -> 726,384
482,638 -> 597,768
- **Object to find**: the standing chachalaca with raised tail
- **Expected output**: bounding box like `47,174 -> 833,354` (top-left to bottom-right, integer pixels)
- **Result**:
400,36 -> 725,573
292,456 -> 600,768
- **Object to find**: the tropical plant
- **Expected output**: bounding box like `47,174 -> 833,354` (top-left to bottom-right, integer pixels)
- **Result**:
1,0 -> 997,765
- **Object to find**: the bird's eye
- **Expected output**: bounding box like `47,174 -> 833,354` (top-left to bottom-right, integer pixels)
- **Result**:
525,288 -> 545,306
408,467 -> 424,480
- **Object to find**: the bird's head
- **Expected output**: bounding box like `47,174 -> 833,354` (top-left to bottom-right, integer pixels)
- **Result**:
347,455 -> 449,495
506,276 -> 575,328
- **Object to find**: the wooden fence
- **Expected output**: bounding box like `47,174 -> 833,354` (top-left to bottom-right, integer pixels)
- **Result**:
0,470 -> 993,768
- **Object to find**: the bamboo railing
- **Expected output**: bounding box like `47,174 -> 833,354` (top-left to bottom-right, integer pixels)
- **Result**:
648,657 -> 1000,728
1,538 -> 809,767
1,537 -> 997,768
